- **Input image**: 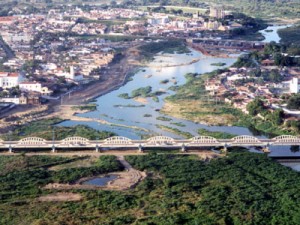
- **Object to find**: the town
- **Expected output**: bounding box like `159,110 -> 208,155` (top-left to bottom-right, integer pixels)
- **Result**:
0,3 -> 299,134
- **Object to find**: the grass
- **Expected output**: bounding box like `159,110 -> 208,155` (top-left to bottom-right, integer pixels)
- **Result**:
278,25 -> 300,45
170,122 -> 186,127
155,124 -> 193,138
1,118 -> 115,141
210,62 -> 226,66
198,128 -> 236,139
161,100 -> 239,126
156,116 -> 172,121
113,104 -> 145,108
71,104 -> 97,111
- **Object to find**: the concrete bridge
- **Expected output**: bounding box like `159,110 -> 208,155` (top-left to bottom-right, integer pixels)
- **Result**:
0,135 -> 299,153
188,38 -> 265,50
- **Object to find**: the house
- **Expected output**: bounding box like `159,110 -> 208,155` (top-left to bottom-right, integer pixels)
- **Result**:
0,72 -> 23,89
261,59 -> 275,66
19,81 -> 53,96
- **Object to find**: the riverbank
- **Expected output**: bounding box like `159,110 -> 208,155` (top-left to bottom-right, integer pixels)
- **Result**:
162,71 -> 299,137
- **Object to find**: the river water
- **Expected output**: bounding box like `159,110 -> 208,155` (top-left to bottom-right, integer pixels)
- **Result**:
59,24 -> 299,157
259,24 -> 291,43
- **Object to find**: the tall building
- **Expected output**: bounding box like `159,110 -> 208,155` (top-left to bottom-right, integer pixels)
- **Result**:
209,6 -> 225,19
290,77 -> 300,93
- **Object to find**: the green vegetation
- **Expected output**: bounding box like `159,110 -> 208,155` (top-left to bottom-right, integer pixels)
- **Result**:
114,104 -> 145,108
211,62 -> 226,66
143,114 -> 152,117
156,124 -> 193,138
247,98 -> 266,116
170,122 -> 186,127
160,79 -> 169,84
2,152 -> 300,224
119,86 -> 153,99
287,94 -> 300,110
0,155 -> 125,224
51,155 -> 123,183
131,86 -> 152,98
235,42 -> 300,68
278,25 -> 300,46
118,93 -> 131,99
71,104 -> 97,111
163,71 -> 243,126
156,116 -> 172,121
198,128 -> 236,139
164,70 -> 298,136
118,87 -> 166,100
1,118 -> 115,141
139,40 -> 190,60
152,96 -> 159,102
125,153 -> 300,224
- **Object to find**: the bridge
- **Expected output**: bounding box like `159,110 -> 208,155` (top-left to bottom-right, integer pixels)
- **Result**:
0,135 -> 300,153
187,38 -> 265,51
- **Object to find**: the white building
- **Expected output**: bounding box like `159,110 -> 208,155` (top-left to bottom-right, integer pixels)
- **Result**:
19,81 -> 52,95
0,97 -> 20,104
0,72 -> 23,89
290,77 -> 300,93
147,16 -> 169,25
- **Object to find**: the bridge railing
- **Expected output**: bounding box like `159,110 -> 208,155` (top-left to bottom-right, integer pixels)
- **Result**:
0,135 -> 299,151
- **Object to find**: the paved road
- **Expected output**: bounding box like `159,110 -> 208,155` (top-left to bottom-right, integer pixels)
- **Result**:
0,150 -> 219,157
0,37 -> 14,59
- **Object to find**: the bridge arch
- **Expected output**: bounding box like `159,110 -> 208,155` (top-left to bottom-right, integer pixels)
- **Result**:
272,135 -> 300,144
147,136 -> 175,145
18,137 -> 47,145
190,136 -> 219,144
231,135 -> 261,144
61,136 -> 90,145
104,136 -> 132,145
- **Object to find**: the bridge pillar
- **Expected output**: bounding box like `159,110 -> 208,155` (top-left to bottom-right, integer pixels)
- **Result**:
52,145 -> 56,153
95,144 -> 100,153
138,144 -> 143,153
8,144 -> 12,153
262,145 -> 271,153
221,145 -> 228,154
181,143 -> 186,152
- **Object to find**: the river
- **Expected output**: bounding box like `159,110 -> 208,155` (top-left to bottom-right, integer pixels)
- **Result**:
259,24 -> 291,43
59,24 -> 299,157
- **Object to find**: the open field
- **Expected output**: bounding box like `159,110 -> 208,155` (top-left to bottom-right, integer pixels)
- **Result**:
161,100 -> 237,126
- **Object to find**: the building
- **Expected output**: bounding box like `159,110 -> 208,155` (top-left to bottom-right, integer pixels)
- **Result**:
19,81 -> 53,95
209,6 -> 225,19
290,77 -> 300,93
147,16 -> 169,25
0,72 -> 23,89
0,16 -> 15,25
204,21 -> 221,30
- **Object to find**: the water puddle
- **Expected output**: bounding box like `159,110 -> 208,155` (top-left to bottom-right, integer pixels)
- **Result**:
82,175 -> 118,186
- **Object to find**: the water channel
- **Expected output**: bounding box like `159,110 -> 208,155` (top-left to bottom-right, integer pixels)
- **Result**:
82,175 -> 118,186
59,24 -> 299,157
259,24 -> 291,43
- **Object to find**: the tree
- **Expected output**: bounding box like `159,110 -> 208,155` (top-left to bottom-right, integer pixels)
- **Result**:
287,94 -> 300,110
246,98 -> 265,116
268,109 -> 284,126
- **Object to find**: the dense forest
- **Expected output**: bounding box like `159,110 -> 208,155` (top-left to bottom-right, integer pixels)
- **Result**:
1,152 -> 300,224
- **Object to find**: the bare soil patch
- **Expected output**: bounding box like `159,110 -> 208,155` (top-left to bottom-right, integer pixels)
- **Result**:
38,192 -> 82,202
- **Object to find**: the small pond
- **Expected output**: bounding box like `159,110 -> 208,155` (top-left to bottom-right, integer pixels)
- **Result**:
82,175 -> 118,186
